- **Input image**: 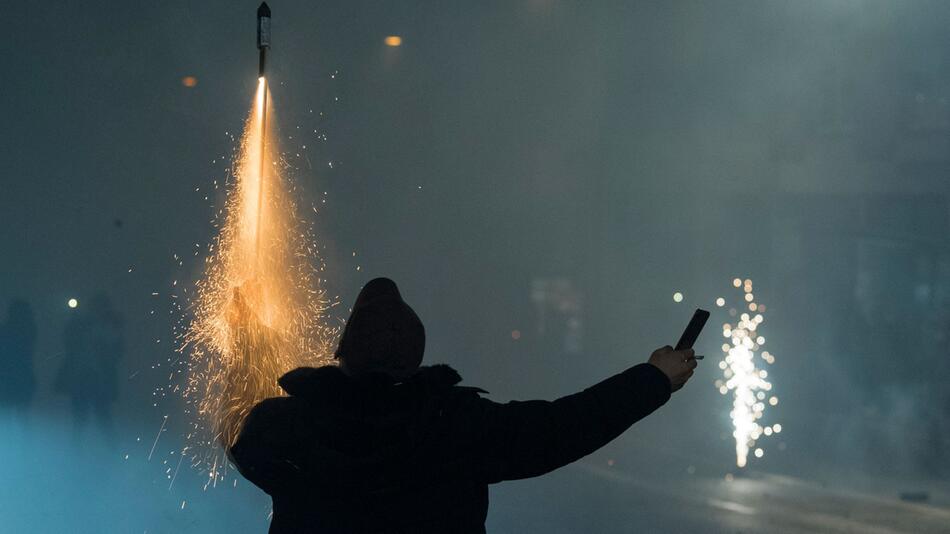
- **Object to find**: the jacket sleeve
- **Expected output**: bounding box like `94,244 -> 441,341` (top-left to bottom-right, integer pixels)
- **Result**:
470,363 -> 672,483
228,397 -> 298,495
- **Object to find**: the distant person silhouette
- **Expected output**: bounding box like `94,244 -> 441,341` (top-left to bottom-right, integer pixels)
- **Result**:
230,278 -> 697,533
0,299 -> 37,432
55,293 -> 124,441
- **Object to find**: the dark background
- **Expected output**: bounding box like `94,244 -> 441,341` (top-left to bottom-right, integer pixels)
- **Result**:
1,1 -> 948,532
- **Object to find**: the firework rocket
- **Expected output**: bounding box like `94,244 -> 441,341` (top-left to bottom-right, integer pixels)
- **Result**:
257,2 -> 271,77
178,1 -> 336,485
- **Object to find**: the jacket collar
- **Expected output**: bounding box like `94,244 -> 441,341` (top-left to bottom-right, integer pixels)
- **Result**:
277,364 -> 464,401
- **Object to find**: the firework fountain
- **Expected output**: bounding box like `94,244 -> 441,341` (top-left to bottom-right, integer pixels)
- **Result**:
179,3 -> 336,485
715,278 -> 780,468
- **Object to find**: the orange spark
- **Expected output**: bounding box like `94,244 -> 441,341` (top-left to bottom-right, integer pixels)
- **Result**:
182,80 -> 337,482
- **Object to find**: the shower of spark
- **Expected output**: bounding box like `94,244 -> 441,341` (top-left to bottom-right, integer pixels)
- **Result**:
181,78 -> 337,483
715,278 -> 780,468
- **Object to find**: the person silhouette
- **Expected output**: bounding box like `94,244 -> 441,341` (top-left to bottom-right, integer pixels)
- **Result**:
55,293 -> 123,442
229,278 -> 697,533
0,299 -> 37,436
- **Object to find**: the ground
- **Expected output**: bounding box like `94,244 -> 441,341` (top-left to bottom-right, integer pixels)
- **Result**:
489,461 -> 950,533
3,419 -> 948,533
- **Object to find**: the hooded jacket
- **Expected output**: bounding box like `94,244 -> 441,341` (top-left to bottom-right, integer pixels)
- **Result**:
229,361 -> 672,533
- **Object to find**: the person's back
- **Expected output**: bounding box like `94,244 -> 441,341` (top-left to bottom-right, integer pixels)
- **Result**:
229,278 -> 695,533
232,364 -> 494,532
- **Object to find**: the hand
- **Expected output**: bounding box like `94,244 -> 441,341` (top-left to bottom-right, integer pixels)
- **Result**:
648,345 -> 697,392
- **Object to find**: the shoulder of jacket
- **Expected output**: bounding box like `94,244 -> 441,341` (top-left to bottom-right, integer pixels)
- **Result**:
453,385 -> 489,395
244,396 -> 300,427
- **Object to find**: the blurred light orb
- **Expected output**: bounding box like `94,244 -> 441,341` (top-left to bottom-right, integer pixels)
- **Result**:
754,448 -> 764,458
716,297 -> 726,307
384,35 -> 403,47
511,329 -> 521,340
181,76 -> 198,87
67,298 -> 78,308
673,291 -> 684,303
733,278 -> 742,288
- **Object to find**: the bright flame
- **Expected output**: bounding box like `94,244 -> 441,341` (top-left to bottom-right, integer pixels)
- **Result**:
384,35 -> 403,47
182,79 -> 337,483
256,78 -> 266,114
715,278 -> 779,468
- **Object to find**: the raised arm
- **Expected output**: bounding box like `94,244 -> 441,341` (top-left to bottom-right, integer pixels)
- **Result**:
472,346 -> 696,483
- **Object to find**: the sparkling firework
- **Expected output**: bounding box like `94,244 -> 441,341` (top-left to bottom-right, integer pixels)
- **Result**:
715,278 -> 780,468
180,78 -> 337,483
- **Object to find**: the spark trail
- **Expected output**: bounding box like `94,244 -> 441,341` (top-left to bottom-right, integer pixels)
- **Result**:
181,79 -> 336,483
715,278 -> 781,468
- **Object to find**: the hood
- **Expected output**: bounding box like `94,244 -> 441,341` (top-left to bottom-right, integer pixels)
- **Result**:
335,278 -> 426,377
